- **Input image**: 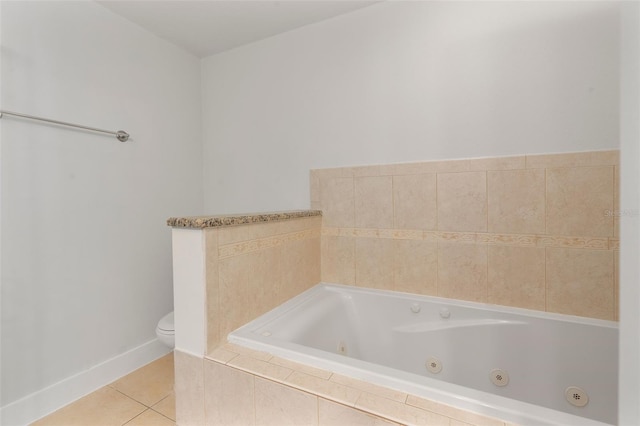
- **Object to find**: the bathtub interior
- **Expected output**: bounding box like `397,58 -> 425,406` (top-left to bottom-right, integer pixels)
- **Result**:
229,283 -> 618,426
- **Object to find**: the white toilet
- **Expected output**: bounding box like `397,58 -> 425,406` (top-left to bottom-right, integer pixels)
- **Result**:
156,311 -> 175,348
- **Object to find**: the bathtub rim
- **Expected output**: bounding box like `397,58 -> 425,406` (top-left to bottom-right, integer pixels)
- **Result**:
228,282 -> 617,426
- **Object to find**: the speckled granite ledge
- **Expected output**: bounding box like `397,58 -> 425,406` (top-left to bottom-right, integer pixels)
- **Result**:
167,210 -> 322,229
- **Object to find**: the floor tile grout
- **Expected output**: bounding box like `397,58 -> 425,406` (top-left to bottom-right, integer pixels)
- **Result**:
32,353 -> 176,426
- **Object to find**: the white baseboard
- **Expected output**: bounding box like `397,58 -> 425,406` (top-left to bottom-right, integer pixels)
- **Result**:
0,338 -> 172,426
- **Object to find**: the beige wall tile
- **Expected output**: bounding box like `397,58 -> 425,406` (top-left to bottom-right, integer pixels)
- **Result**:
546,248 -> 614,320
204,361 -> 254,426
487,246 -> 545,311
391,158 -> 469,175
246,247 -> 282,321
319,398 -> 398,426
393,240 -> 437,295
312,167 -> 354,180
218,216 -> 321,246
31,387 -> 146,426
488,169 -> 545,234
281,237 -> 321,304
355,176 -> 393,229
393,174 -> 437,230
525,150 -> 619,169
320,177 -> 355,228
465,156 -> 526,172
437,172 -> 487,232
546,167 -> 614,237
321,236 -> 356,285
205,229 -> 220,353
174,351 -> 205,426
254,377 -> 318,426
351,165 -> 385,177
219,255 -> 252,338
438,242 -> 488,302
355,238 -> 394,289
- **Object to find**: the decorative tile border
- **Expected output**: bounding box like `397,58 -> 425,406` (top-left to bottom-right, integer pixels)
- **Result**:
322,227 -> 618,251
218,228 -> 321,259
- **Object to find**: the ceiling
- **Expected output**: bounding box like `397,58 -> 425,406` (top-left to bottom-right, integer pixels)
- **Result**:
98,1 -> 378,58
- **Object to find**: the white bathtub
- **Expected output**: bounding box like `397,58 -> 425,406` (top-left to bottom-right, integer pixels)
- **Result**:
229,283 -> 618,426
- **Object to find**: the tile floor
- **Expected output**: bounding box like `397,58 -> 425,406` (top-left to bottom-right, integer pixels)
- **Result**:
32,352 -> 175,426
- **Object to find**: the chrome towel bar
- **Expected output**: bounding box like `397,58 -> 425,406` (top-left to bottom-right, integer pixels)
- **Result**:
0,109 -> 130,142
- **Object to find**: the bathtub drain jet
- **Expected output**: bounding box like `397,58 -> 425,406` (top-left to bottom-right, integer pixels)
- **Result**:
426,357 -> 442,374
337,340 -> 347,355
490,369 -> 509,386
565,386 -> 589,407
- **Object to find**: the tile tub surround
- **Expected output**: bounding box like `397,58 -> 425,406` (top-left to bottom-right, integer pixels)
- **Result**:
173,344 -> 513,426
311,150 -> 620,320
168,212 -> 322,356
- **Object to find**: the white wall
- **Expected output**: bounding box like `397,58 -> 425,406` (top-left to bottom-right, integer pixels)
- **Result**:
202,1 -> 620,214
0,1 -> 202,420
619,2 -> 640,425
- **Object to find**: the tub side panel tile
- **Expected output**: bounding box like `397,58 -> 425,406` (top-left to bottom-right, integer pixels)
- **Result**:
174,351 -> 205,426
269,357 -> 332,380
406,395 -> 504,426
286,371 -> 361,407
204,361 -> 255,426
228,355 -> 291,382
319,398 -> 399,425
330,374 -> 406,403
254,377 -> 318,426
355,393 -> 449,426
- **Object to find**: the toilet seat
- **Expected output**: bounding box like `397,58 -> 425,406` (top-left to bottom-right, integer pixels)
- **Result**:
156,311 -> 175,348
157,312 -> 174,333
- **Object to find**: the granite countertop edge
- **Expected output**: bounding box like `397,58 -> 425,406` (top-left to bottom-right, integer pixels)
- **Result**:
167,210 -> 322,229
